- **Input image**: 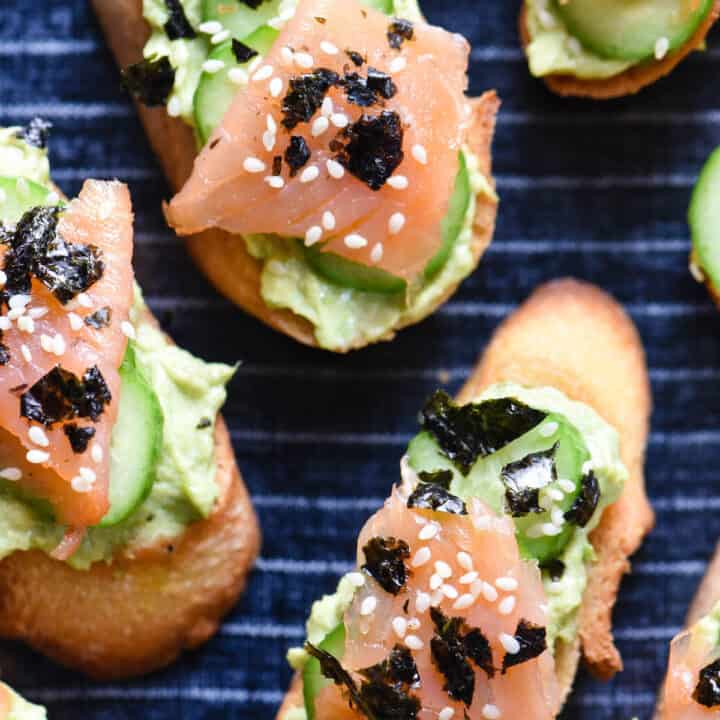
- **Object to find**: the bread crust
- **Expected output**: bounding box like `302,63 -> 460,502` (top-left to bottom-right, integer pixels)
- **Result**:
90,0 -> 499,352
518,1 -> 720,100
0,307 -> 261,680
276,279 -> 653,718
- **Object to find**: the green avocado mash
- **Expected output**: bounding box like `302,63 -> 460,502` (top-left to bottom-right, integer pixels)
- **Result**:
0,130 -> 235,570
694,601 -> 720,650
284,384 -> 626,720
142,0 -> 495,351
2,685 -> 46,720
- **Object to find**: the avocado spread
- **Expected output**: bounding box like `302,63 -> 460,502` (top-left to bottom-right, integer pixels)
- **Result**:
0,130 -> 235,570
1,685 -> 46,720
141,0 -> 496,351
285,384 -> 626,719
694,602 -> 720,651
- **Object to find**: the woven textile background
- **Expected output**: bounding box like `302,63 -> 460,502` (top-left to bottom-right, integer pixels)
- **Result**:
1,1 -> 720,718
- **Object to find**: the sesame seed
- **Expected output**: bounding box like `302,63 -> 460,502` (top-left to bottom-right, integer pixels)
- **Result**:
294,52 -> 314,69
71,475 -> 93,493
546,488 -> 564,502
26,449 -> 49,464
311,116 -> 330,138
262,130 -> 276,152
322,211 -> 336,231
558,478 -> 576,493
0,270 -> 6,286
415,592 -> 431,613
167,96 -> 181,117
53,334 -> 66,356
459,571 -> 479,585
228,67 -> 249,85
542,522 -> 562,537
655,36 -> 670,60
344,234 -> 367,249
264,176 -> 285,189
370,243 -> 383,263
392,616 -> 407,639
387,175 -> 409,190
482,582 -> 498,602
0,318 -> 10,331
21,344 -> 32,363
435,560 -> 452,579
119,321 -> 135,341
495,577 -> 519,592
17,315 -> 34,334
326,159 -> 345,179
79,467 -> 96,483
347,572 -> 366,587
211,29 -> 230,44
439,708 -> 455,720
77,293 -> 93,308
304,225 -> 323,246
320,40 -> 339,55
331,113 -> 349,128
482,704 -> 502,719
198,20 -> 223,34
91,444 -> 103,464
0,467 -> 21,481
248,57 -> 263,74
280,46 -> 294,65
412,546 -> 431,568
405,635 -> 423,650
389,56 -> 407,73
244,157 -> 267,174
7,307 -> 25,320
29,307 -> 48,319
499,632 -> 521,654
67,312 -> 83,331
40,334 -> 54,353
269,77 -> 283,97
321,97 -> 334,117
419,523 -> 438,541
46,191 -> 60,205
202,58 -> 226,74
551,507 -> 565,527
470,579 -> 484,596
429,573 -> 443,591
457,551 -> 473,570
498,595 -> 516,615
29,426 -> 49,447
407,617 -> 421,630
412,144 -> 428,165
388,212 -> 406,235
360,595 -> 377,616
539,421 -> 559,437
430,590 -> 444,607
299,166 -> 319,184
442,584 -> 459,599
9,294 -> 30,310
253,64 -> 274,82
453,593 -> 475,610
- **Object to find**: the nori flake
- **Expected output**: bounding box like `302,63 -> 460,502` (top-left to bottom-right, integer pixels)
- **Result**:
15,118 -> 52,149
361,536 -> 410,595
163,0 -> 196,40
694,658 -> 720,707
360,644 -> 419,687
342,72 -> 378,107
197,416 -> 212,429
20,365 -> 112,427
0,342 -> 9,366
2,205 -> 104,304
346,49 -> 365,66
232,39 -> 259,64
421,390 -> 547,475
417,469 -> 453,489
284,136 -> 311,176
367,68 -> 397,100
542,558 -> 566,582
84,306 -> 112,329
429,608 -> 476,706
463,628 -> 495,679
564,471 -> 600,528
502,619 -> 547,673
121,56 -> 176,107
272,155 -> 283,176
335,111 -> 404,191
387,18 -> 414,49
407,484 -> 467,516
500,444 -> 557,517
63,423 -> 96,454
281,69 -> 340,130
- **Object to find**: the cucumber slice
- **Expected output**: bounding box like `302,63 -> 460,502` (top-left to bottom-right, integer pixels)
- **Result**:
202,0 -> 283,39
193,26 -> 279,145
303,623 -> 346,720
424,153 -> 471,280
97,345 -> 163,527
555,0 -> 714,62
690,146 -> 720,293
0,176 -> 55,225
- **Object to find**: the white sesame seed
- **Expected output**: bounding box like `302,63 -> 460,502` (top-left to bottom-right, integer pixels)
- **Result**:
411,144 -> 428,165
9,294 -> 30,310
459,571 -> 479,585
388,212 -> 406,235
0,467 -> 21,481
344,234 -> 367,249
262,130 -> 276,152
46,191 -> 60,205
655,36 -> 670,61
91,443 -> 103,464
26,449 -> 49,464
392,616 -> 407,639
17,315 -> 34,334
228,67 -> 250,85
499,632 -> 521,654
264,175 -> 285,189
320,40 -> 339,55
360,595 -> 377,616
263,116 -> 276,136
7,307 -> 25,320
0,270 -> 6,286
453,593 -> 475,610
294,52 -> 314,69
304,225 -> 323,247
495,576 -> 518,592
546,488 -> 564,502
331,113 -> 349,128
470,579 -> 484,596
387,175 -> 409,190
279,46 -> 294,65
326,159 -> 345,179
211,29 -> 230,44
389,56 -> 407,73
542,522 -> 562,536
77,293 -> 93,308
198,20 -> 223,34
167,96 -> 181,118
202,58 -> 226,74
321,97 -> 334,117
442,584 -> 459,599
0,317 -> 10,331
429,573 -> 443,591
551,507 -> 565,527
244,157 -> 267,174
53,333 -> 66,356
482,705 -> 501,720
79,467 -> 96,483
29,426 -> 49,447
456,551 -> 473,570
405,635 -> 423,651
347,571 -> 366,587
67,312 -> 83,331
40,334 -> 54,353
482,582 -> 498,602
269,77 -> 283,97
415,592 -> 431,613
311,116 -> 330,138
253,64 -> 274,82
370,243 -> 383,263
439,708 -> 455,720
435,560 -> 452,579
407,617 -> 421,630
498,595 -> 516,615
539,420 -> 559,437
419,523 -> 438,541
300,166 -> 320,184
21,344 -> 32,363
558,478 -> 576,493
322,211 -> 336,231
71,475 -> 93,493
411,546 -> 431,568
29,307 -> 48,319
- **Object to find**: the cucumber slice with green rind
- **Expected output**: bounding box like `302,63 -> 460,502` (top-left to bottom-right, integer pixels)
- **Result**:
555,0 -> 714,62
303,623 -> 346,720
97,345 -> 164,527
0,176 -> 54,225
690,146 -> 720,292
202,0 -> 283,39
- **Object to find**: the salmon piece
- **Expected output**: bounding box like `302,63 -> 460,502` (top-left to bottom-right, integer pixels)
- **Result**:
314,488 -> 560,720
0,180 -> 134,528
166,0 -> 470,280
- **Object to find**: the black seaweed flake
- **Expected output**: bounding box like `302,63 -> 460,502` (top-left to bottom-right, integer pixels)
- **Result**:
500,445 -> 557,518
541,558 -> 566,582
501,619 -> 547,673
417,469 -> 453,490
360,645 -> 420,687
304,643 -> 362,705
387,18 -> 414,50
346,49 -> 365,66
366,67 -> 397,100
694,658 -> 720,707
232,39 -> 259,64
197,416 -> 212,429
336,111 -> 404,191
21,365 -> 112,427
0,342 -> 9,366
15,118 -> 52,149
421,391 -> 547,475
284,136 -> 311,176
281,68 -> 340,130
84,306 -> 112,329
429,608 -> 476,706
272,155 -> 283,176
564,471 -> 600,528
407,484 -> 467,516
463,629 -> 495,679
342,73 -> 378,107
163,0 -> 196,40
361,536 -> 410,595
63,423 -> 96,454
121,56 -> 175,107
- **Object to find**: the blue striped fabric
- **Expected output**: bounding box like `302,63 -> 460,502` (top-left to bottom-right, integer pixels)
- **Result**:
1,1 -> 720,718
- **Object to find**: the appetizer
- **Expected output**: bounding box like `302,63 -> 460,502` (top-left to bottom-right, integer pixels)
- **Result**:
0,684 -> 45,720
520,0 -> 720,99
0,121 -> 259,679
91,0 -> 499,352
278,279 -> 654,720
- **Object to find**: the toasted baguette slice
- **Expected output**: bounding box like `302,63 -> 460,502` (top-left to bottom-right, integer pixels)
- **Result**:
519,1 -> 720,99
90,0 -> 499,352
276,278 -> 653,719
0,258 -> 260,679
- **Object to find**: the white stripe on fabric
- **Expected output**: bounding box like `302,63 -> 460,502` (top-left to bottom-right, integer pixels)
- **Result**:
0,103 -> 132,119
25,688 -> 284,704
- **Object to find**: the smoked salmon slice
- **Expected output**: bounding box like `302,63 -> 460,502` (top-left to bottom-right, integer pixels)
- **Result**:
0,180 -> 134,528
166,0 -> 470,280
